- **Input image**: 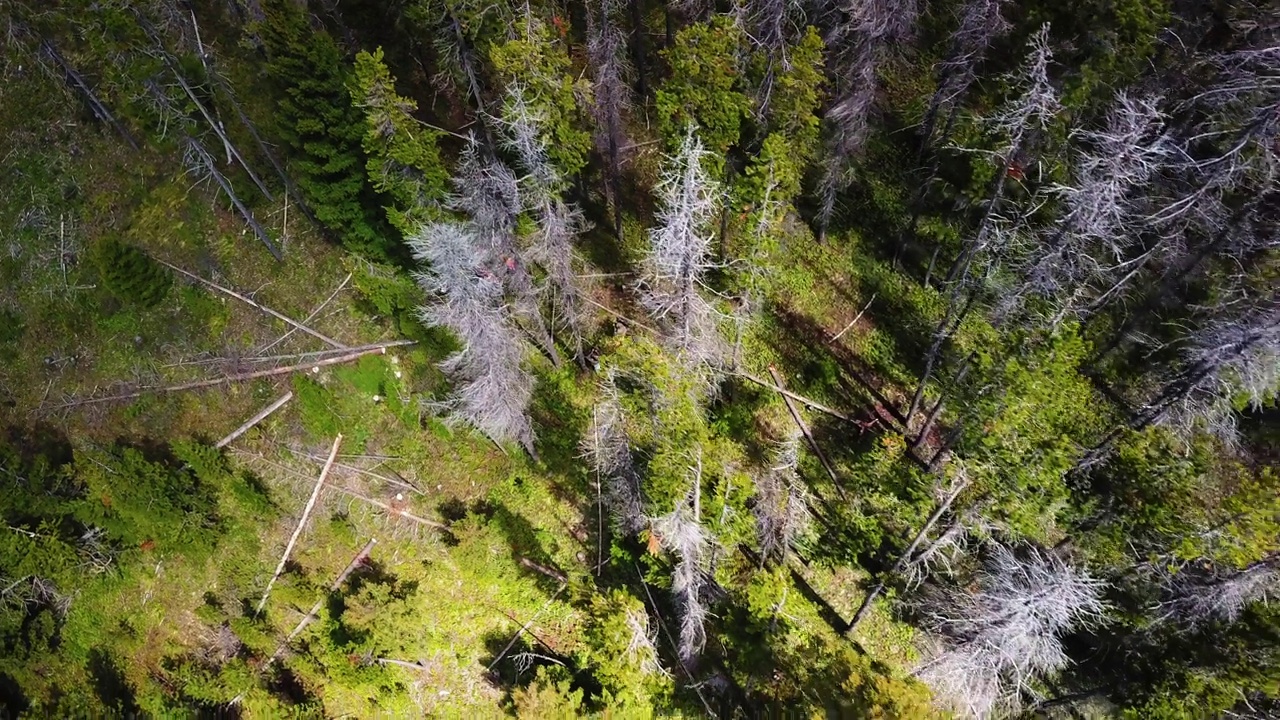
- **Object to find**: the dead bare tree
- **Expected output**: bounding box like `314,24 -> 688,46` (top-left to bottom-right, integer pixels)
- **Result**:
182,134 -> 282,259
582,370 -> 648,535
753,432 -> 812,564
814,0 -> 920,241
33,36 -> 140,151
500,86 -> 592,365
915,542 -> 1107,718
652,468 -> 712,667
903,26 -> 1060,426
408,221 -> 537,456
918,0 -> 1011,155
638,127 -> 726,373
451,135 -> 562,367
1005,93 -> 1181,326
1157,552 -> 1280,628
587,0 -> 633,239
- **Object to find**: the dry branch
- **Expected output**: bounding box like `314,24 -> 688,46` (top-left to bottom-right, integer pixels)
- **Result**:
258,272 -> 352,354
215,391 -> 293,448
847,474 -> 972,633
256,435 -> 343,616
829,293 -> 877,343
182,136 -> 282,259
56,341 -> 412,408
487,582 -> 569,671
289,448 -> 423,495
159,260 -> 342,347
735,371 -> 853,423
234,452 -> 446,530
265,537 -> 377,664
768,366 -> 846,500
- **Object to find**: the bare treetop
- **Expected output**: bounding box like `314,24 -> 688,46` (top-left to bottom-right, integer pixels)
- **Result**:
639,128 -> 726,371
916,542 -> 1107,718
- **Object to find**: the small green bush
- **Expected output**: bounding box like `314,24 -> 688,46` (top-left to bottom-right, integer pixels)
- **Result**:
92,237 -> 171,308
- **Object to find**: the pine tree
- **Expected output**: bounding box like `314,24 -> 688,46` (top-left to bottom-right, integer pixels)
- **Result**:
260,0 -> 389,258
92,237 -> 172,308
351,47 -> 449,235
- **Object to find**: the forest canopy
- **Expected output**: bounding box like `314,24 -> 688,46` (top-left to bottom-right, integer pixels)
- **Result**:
0,0 -> 1276,717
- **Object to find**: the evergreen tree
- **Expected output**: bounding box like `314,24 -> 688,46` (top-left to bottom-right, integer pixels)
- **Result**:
92,237 -> 172,308
259,0 -> 390,258
351,47 -> 449,235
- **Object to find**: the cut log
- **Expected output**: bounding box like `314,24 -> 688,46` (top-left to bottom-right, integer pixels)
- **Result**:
255,435 -> 343,616
56,340 -> 412,408
216,391 -> 293,448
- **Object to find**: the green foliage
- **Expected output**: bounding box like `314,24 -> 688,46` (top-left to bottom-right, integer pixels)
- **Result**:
1115,604 -> 1280,718
73,444 -> 221,554
259,0 -> 391,259
490,21 -> 594,181
754,26 -> 825,152
351,48 -> 448,234
1078,428 -> 1280,570
657,18 -> 750,163
953,327 -> 1104,539
91,236 -> 172,308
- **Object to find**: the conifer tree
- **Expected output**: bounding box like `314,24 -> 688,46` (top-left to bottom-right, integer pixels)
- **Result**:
260,0 -> 389,258
92,237 -> 172,308
656,18 -> 750,163
351,47 -> 449,235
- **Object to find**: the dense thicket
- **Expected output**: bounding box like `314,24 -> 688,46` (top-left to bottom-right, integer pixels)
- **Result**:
1,0 -> 1277,716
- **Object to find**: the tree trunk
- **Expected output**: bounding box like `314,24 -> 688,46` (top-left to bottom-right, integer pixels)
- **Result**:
847,476 -> 970,633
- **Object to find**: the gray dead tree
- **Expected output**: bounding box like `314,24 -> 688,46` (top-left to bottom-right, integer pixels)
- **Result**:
587,0 -> 634,239
752,432 -> 812,564
500,85 -> 592,366
408,221 -> 537,456
903,26 -> 1059,426
652,463 -> 712,667
1092,42 -> 1280,364
451,135 -> 562,367
814,0 -> 920,241
919,0 -> 1011,155
1157,552 -> 1280,629
638,127 -> 726,374
582,370 -> 648,535
1005,93 -> 1181,326
915,542 -> 1107,718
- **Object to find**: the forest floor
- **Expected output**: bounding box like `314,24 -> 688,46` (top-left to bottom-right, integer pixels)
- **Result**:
0,47 -> 940,716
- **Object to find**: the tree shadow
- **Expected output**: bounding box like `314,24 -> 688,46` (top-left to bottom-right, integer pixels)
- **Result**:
87,648 -> 139,717
0,671 -> 29,717
488,500 -> 569,595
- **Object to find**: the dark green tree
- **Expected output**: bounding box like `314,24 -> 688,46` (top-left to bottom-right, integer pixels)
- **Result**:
258,0 -> 390,259
91,237 -> 172,308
